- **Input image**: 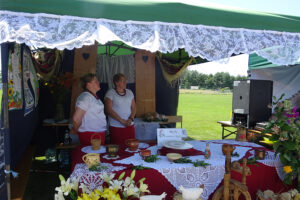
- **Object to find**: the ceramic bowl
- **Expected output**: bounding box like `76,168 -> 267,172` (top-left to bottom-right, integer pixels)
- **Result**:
166,153 -> 182,162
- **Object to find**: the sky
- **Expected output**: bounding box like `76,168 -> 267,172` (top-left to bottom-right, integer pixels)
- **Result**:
186,0 -> 300,76
188,54 -> 249,77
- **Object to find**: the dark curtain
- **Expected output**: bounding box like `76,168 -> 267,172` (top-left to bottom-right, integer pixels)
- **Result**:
155,58 -> 179,116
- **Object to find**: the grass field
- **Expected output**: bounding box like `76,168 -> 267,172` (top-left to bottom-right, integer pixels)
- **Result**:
178,89 -> 235,140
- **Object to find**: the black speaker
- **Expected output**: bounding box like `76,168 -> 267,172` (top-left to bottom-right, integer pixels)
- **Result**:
232,80 -> 273,128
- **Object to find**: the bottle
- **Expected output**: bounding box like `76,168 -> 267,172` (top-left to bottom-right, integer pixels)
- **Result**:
204,143 -> 211,159
64,130 -> 70,145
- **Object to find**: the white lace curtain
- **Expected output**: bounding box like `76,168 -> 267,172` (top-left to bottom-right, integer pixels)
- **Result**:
96,55 -> 135,89
1,10 -> 300,66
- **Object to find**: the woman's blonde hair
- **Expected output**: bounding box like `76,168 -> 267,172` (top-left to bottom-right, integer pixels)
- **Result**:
113,73 -> 126,87
80,73 -> 97,90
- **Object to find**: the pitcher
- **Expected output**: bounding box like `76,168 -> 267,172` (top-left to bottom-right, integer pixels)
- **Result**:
82,153 -> 100,168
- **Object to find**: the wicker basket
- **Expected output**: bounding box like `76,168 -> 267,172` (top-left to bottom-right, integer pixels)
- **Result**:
90,133 -> 101,150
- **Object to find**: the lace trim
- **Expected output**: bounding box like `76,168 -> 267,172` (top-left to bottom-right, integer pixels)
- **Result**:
1,10 -> 300,65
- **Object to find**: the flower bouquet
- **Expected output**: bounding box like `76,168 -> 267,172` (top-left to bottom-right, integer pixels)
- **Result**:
262,94 -> 300,190
42,72 -> 74,121
54,170 -> 150,200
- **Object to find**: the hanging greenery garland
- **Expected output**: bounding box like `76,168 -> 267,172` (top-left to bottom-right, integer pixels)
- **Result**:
32,49 -> 64,81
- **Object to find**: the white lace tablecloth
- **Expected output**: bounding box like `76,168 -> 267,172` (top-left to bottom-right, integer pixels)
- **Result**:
70,163 -> 126,190
71,140 -> 282,200
114,140 -> 253,200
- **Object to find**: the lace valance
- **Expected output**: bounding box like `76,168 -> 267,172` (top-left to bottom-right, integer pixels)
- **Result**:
1,10 -> 300,66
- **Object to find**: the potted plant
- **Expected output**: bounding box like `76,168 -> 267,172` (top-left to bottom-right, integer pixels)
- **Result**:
262,94 -> 300,190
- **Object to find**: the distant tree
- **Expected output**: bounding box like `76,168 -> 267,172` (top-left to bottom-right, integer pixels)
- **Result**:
180,68 -> 247,90
205,74 -> 215,89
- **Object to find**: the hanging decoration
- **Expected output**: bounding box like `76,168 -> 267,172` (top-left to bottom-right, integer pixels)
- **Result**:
23,48 -> 39,115
32,49 -> 63,81
8,44 -> 23,110
156,53 -> 194,85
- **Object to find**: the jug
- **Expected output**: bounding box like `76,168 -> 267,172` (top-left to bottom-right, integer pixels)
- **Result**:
82,153 -> 100,168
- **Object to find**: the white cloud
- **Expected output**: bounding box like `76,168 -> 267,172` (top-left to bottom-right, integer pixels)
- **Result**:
188,54 -> 249,76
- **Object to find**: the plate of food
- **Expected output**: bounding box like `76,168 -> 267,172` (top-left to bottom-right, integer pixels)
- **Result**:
163,140 -> 193,150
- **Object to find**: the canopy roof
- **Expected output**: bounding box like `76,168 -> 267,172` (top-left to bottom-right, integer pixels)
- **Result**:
1,0 -> 300,65
249,53 -> 300,70
2,0 -> 300,32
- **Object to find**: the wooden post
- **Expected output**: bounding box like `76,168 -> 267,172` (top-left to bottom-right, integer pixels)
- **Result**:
3,82 -> 11,200
242,158 -> 247,185
70,44 -> 98,117
135,50 -> 156,117
223,150 -> 232,200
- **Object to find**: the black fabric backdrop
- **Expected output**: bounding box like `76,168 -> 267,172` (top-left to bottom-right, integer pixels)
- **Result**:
155,59 -> 179,116
0,43 -> 39,169
0,46 -> 179,169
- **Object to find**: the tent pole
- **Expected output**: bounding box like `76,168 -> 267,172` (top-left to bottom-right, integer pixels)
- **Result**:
111,43 -> 125,56
3,82 -> 11,200
1,43 -> 11,200
99,43 -> 136,52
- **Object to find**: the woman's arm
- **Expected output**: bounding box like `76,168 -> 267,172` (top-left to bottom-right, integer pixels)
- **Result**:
70,107 -> 86,134
126,99 -> 136,126
129,99 -> 136,120
104,98 -> 127,126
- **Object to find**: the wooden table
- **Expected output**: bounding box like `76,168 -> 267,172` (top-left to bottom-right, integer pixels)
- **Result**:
217,121 -> 262,140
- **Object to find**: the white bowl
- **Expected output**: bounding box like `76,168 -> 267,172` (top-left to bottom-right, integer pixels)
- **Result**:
166,153 -> 182,162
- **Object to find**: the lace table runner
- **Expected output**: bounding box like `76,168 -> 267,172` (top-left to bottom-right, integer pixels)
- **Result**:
115,140 -> 251,200
70,163 -> 126,190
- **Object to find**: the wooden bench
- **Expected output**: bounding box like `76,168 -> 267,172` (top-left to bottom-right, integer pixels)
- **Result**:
160,115 -> 183,128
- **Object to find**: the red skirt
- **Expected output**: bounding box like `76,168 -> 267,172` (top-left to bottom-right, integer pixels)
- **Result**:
109,125 -> 135,146
78,131 -> 106,146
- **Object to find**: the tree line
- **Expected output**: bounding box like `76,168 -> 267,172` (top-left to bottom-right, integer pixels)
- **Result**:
180,70 -> 247,90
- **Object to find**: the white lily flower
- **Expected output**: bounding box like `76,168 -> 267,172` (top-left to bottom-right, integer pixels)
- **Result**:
54,191 -> 65,200
100,172 -> 115,183
79,183 -> 92,195
123,177 -> 132,187
109,179 -> 123,191
139,182 -> 150,193
70,177 -> 80,192
125,183 -> 139,197
59,178 -> 74,196
96,185 -> 104,193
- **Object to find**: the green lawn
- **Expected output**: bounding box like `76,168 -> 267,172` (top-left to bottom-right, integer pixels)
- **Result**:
178,90 -> 235,140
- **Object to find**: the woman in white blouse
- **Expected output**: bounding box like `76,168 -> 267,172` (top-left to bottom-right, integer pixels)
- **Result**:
104,73 -> 136,145
71,73 -> 107,145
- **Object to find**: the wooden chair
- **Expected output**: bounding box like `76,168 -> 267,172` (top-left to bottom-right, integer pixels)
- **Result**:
160,115 -> 183,128
212,145 -> 251,200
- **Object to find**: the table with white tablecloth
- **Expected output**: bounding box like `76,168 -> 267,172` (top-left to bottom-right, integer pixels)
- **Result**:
71,140 -> 290,200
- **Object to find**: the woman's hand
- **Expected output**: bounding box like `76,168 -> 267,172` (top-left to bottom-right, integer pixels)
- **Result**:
70,127 -> 77,134
125,119 -> 133,126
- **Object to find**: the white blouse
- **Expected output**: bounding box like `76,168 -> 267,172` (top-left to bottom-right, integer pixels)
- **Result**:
76,92 -> 107,132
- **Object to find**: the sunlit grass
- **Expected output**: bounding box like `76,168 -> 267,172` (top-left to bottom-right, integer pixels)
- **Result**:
178,89 -> 235,140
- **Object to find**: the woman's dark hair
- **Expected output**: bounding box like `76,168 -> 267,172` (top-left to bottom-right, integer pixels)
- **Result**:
113,73 -> 126,86
80,73 -> 97,90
